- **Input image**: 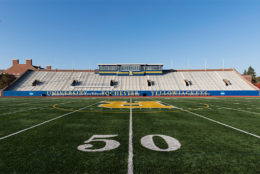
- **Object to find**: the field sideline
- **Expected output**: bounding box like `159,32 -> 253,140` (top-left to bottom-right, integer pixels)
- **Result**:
0,97 -> 259,174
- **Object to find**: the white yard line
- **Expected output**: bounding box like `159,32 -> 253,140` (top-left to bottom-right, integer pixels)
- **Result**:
0,101 -> 74,116
194,101 -> 260,115
0,102 -> 30,108
218,107 -> 260,115
0,106 -> 52,116
0,99 -> 60,108
128,97 -> 133,174
0,102 -> 98,141
178,108 -> 260,139
0,101 -> 45,109
157,100 -> 260,139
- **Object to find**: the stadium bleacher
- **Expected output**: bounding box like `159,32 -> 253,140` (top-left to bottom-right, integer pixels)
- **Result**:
3,64 -> 259,97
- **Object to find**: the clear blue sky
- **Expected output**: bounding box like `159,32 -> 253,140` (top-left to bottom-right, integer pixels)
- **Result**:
0,0 -> 260,75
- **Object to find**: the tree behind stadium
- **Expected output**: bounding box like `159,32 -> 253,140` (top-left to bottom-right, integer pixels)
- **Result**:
0,74 -> 16,89
243,66 -> 257,83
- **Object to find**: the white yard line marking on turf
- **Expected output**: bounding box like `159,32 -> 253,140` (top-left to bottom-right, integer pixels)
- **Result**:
0,101 -> 44,109
177,108 -> 260,139
0,102 -> 29,108
128,97 -> 134,174
0,102 -> 98,141
218,107 -> 260,115
0,106 -> 51,116
0,101 -> 75,116
156,100 -> 260,139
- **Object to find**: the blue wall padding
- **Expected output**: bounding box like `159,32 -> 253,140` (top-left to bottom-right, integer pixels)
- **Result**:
3,90 -> 260,96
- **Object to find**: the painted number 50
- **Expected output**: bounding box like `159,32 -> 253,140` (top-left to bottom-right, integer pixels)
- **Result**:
78,134 -> 181,152
77,135 -> 120,152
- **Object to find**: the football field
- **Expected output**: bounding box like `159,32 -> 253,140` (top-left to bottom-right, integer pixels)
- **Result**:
0,97 -> 259,174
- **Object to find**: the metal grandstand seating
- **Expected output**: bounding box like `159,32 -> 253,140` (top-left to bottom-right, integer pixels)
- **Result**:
7,70 -> 257,91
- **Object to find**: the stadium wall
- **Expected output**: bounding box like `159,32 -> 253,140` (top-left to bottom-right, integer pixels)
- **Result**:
3,90 -> 260,97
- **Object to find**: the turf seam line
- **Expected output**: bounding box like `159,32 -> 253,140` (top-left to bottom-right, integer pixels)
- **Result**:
0,102 -> 98,141
128,97 -> 134,174
156,100 -> 260,139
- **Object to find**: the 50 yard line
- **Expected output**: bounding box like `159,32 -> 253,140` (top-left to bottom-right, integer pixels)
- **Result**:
128,97 -> 133,174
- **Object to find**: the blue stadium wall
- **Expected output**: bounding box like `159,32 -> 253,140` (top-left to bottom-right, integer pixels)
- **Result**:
3,90 -> 260,96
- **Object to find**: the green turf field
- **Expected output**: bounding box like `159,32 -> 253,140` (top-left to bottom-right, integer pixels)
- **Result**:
0,97 -> 259,174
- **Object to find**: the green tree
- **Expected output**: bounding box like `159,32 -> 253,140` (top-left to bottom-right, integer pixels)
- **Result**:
0,74 -> 16,89
246,66 -> 257,83
256,76 -> 260,83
